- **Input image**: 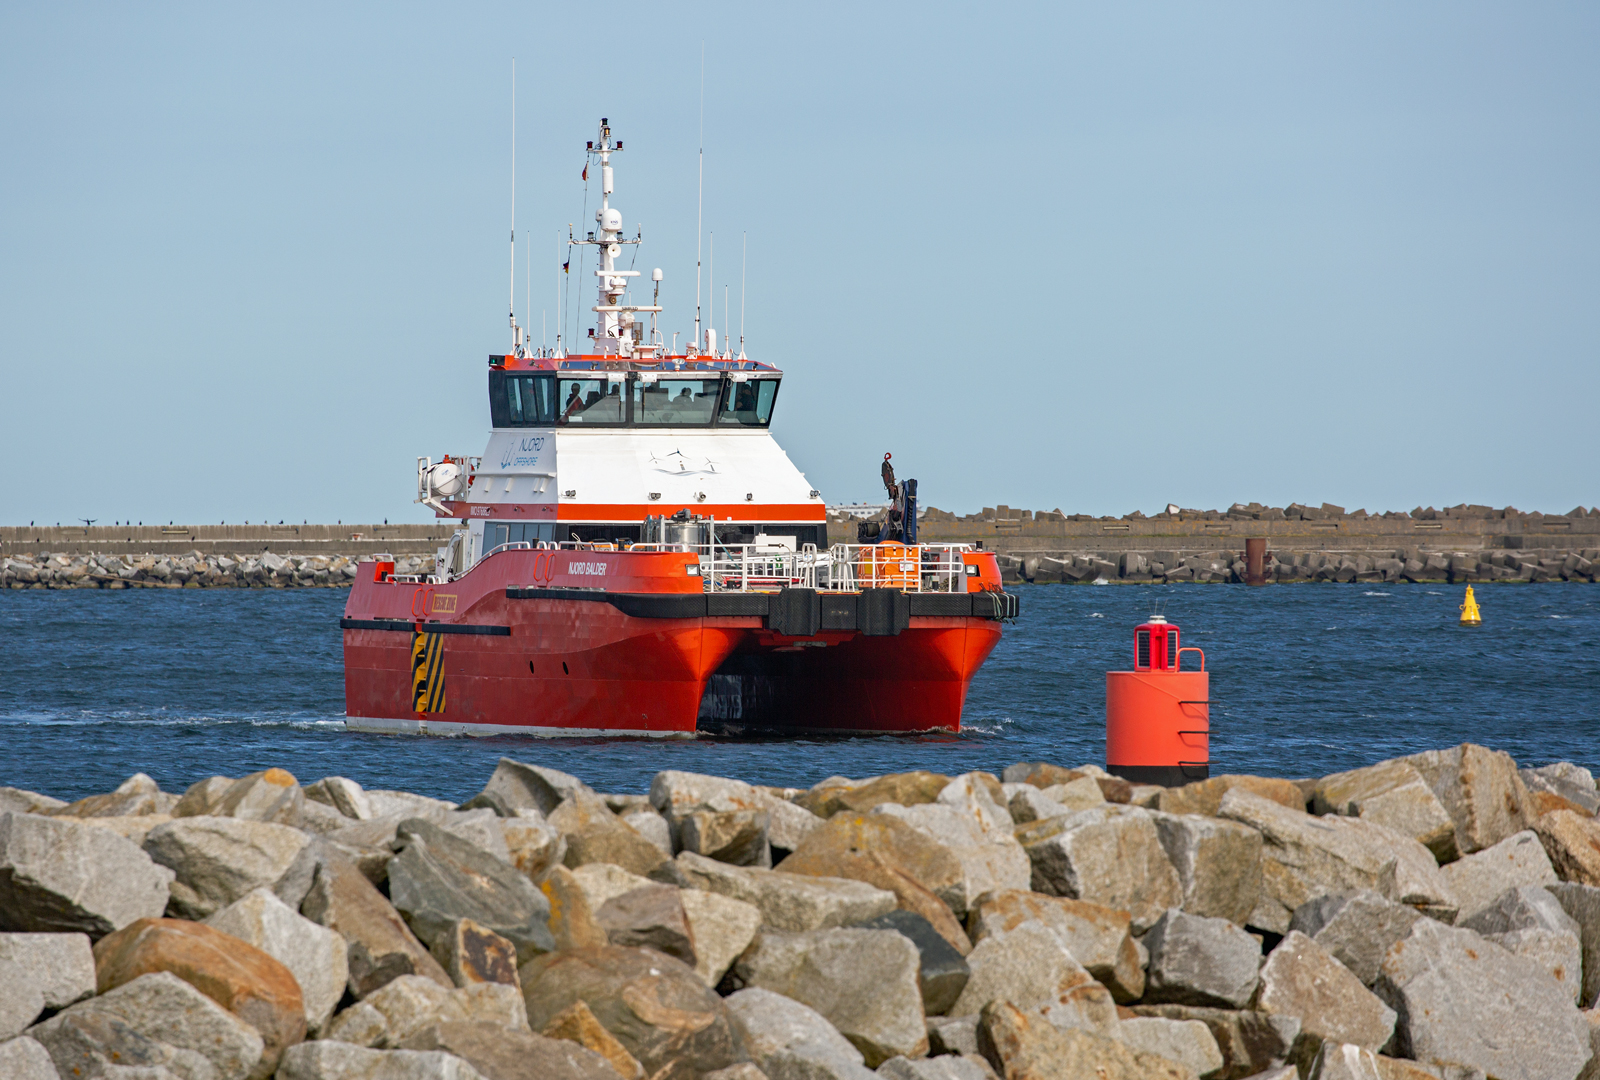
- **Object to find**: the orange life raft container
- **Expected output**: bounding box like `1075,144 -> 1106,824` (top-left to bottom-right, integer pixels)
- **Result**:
1106,616 -> 1209,787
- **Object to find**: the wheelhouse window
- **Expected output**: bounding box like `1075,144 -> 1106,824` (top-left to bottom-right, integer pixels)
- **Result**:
717,377 -> 779,427
632,377 -> 721,426
488,372 -> 557,427
558,377 -> 627,425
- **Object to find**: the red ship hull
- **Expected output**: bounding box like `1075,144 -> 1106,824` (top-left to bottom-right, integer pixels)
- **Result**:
342,547 -> 1008,736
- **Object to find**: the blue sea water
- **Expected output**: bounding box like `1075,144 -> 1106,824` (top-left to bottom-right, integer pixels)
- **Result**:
2,584 -> 1596,804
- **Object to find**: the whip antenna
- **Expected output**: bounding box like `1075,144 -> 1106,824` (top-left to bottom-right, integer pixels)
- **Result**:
508,59 -> 520,352
738,231 -> 746,359
693,42 -> 704,354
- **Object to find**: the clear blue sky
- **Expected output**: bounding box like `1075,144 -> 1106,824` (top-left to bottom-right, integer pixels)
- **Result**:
2,3 -> 1595,526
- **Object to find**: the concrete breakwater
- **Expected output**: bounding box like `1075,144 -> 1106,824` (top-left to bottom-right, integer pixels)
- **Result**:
1,551 -> 435,589
2,744 -> 1599,1079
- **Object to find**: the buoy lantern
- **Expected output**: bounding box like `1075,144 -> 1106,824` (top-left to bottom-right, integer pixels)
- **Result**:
1460,585 -> 1482,626
1106,616 -> 1210,787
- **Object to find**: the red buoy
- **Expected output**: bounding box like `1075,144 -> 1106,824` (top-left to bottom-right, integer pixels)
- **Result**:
1106,616 -> 1209,787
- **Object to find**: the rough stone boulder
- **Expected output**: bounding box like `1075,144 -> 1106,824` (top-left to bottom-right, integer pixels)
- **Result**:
1376,917 -> 1590,1080
776,811 -> 970,952
142,815 -> 310,919
850,909 -> 971,1016
1460,884 -> 1584,1003
1148,811 -> 1264,926
1015,804 -> 1182,932
387,818 -> 555,963
1401,743 -> 1532,856
520,945 -> 748,1080
464,758 -> 592,818
724,987 -> 876,1080
678,810 -> 769,867
1157,775 -> 1306,818
1217,790 -> 1454,933
405,1019 -> 627,1080
1288,890 -> 1421,987
551,793 -> 669,878
947,922 -> 1120,1040
967,889 -> 1144,1003
678,889 -> 761,989
1116,1017 -> 1224,1080
571,863 -> 658,909
48,772 -> 166,819
1001,762 -> 1087,788
214,769 -> 306,826
730,927 -> 927,1065
1522,762 -> 1600,815
29,970 -> 264,1080
0,812 -> 174,936
666,851 -> 896,931
276,1040 -> 491,1080
427,917 -> 521,989
1005,784 -> 1079,823
869,803 -> 1030,921
1142,908 -> 1261,1010
594,884 -> 696,967
1534,810 -> 1600,886
323,974 -> 528,1048
0,932 -> 96,1038
0,1036 -> 58,1080
796,772 -> 951,818
173,775 -> 236,817
299,853 -> 452,997
92,916 -> 305,1078
1548,882 -> 1600,1008
503,812 -> 567,882
0,787 -> 65,816
976,1000 -> 1195,1080
1440,828 -> 1557,923
304,775 -> 375,821
647,770 -> 763,829
541,999 -> 644,1079
543,865 -> 613,951
1130,1004 -> 1300,1080
1255,930 -> 1396,1056
205,887 -> 350,1032
1312,760 -> 1458,862
1037,775 -> 1110,812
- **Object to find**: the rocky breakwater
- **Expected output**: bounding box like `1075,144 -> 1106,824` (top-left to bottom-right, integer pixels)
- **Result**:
1,553 -> 435,589
3,746 -> 1600,1078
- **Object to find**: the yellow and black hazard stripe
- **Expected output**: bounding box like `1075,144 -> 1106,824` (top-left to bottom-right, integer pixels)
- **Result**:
411,629 -> 446,714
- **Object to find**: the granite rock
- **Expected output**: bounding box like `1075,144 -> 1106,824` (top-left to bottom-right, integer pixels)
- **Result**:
1015,804 -> 1182,932
426,917 -> 520,989
1460,884 -> 1584,1003
205,887 -> 349,1032
966,889 -> 1144,1003
299,854 -> 452,998
323,975 -> 528,1048
275,1040 -> 490,1080
849,909 -> 971,1016
777,812 -> 970,953
49,773 -> 166,819
387,818 -> 554,963
1376,917 -> 1589,1080
723,987 -> 875,1080
1288,890 -> 1422,987
1534,810 -> 1600,887
594,884 -> 696,967
502,812 -> 567,882
0,812 -> 174,936
1255,931 -> 1396,1053
1402,743 -> 1532,857
1129,1004 -> 1300,1080
1117,1017 -> 1225,1080
551,794 -> 669,878
464,759 -> 592,818
0,1036 -> 60,1080
142,816 -> 309,919
91,916 -> 306,1079
30,970 -> 264,1080
215,769 -> 305,827
1548,882 -> 1600,1008
976,1000 -> 1194,1080
1522,763 -> 1600,815
304,776 -> 375,821
519,945 -> 748,1080
539,999 -> 643,1080
667,851 -> 896,931
0,933 -> 96,1039
679,888 -> 761,988
730,927 -> 925,1066
796,773 -> 949,819
1313,761 -> 1458,863
1143,908 -> 1262,1010
868,801 -> 1030,921
680,810 -> 771,867
1440,829 -> 1557,923
1157,776 -> 1306,818
1149,811 -> 1264,926
948,922 -> 1120,1039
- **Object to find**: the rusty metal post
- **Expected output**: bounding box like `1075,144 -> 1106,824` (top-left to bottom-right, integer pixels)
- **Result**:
1244,537 -> 1268,586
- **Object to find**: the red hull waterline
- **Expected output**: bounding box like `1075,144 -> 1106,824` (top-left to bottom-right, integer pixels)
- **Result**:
342,547 -> 1009,737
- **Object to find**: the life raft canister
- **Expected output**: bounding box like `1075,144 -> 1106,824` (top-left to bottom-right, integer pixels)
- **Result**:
1105,616 -> 1210,788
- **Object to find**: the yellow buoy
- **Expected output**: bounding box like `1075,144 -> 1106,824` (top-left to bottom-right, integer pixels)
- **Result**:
1459,585 -> 1482,625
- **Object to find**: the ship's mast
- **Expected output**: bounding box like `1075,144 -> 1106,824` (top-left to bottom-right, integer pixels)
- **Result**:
580,119 -> 658,357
